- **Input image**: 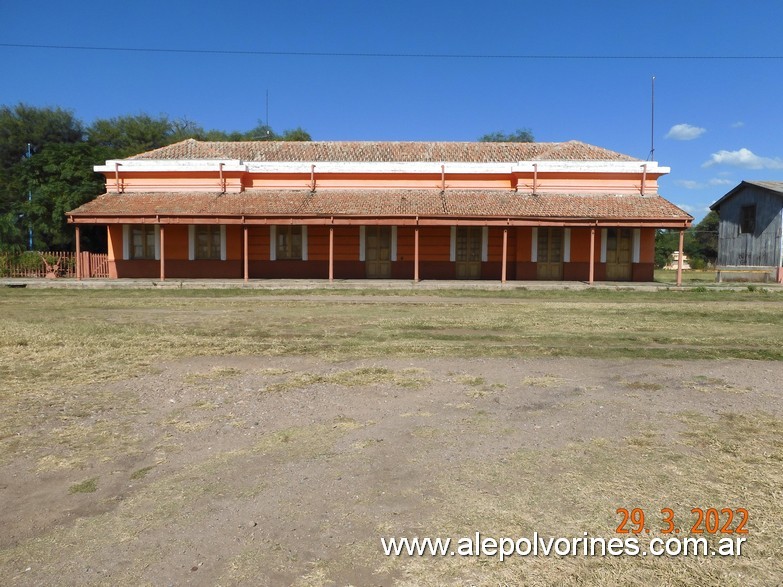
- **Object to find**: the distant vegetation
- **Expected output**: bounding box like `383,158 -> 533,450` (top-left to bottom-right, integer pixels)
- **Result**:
0,103 -> 311,253
478,128 -> 534,142
655,211 -> 718,269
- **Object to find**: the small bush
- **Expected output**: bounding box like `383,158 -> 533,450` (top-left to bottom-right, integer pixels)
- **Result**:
689,257 -> 708,271
68,477 -> 98,494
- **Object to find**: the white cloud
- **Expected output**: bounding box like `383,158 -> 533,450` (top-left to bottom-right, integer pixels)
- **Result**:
665,123 -> 706,141
708,178 -> 733,186
731,121 -> 745,128
702,148 -> 783,169
675,180 -> 704,190
676,204 -> 712,217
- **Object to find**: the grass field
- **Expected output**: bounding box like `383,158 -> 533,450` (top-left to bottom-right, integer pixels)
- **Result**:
654,269 -> 718,283
1,287 -> 781,585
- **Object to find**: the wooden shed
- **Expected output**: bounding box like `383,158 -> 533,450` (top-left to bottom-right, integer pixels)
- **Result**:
710,181 -> 783,283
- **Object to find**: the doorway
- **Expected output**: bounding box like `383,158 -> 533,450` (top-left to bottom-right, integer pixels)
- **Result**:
606,228 -> 632,280
365,226 -> 392,278
536,228 -> 564,280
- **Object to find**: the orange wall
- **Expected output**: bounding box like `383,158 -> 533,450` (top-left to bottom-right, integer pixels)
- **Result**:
307,226 -> 360,261
226,225 -> 242,261
640,228 -> 655,263
248,226 -> 270,260
418,227 -> 451,261
107,225 -> 122,261
515,227 -> 532,263
569,228 -> 602,263
162,225 -> 188,260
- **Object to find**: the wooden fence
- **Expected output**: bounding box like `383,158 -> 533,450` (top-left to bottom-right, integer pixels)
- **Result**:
0,251 -> 109,279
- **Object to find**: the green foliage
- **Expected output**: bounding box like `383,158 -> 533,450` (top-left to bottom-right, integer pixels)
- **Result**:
0,104 -> 83,170
17,142 -> 109,249
280,127 -> 312,141
655,211 -> 719,269
690,211 -> 719,264
87,114 -> 178,158
0,104 -> 84,247
478,129 -> 534,142
0,104 -> 312,251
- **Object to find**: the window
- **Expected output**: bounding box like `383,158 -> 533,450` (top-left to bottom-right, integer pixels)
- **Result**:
276,225 -> 303,260
130,225 -> 156,259
195,226 -> 221,260
740,205 -> 756,234
455,227 -> 482,262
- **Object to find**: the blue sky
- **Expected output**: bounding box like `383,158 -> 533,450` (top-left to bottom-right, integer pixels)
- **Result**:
3,1 -> 783,222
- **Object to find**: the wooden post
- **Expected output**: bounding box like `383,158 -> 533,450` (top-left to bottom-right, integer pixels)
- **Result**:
243,226 -> 249,283
159,225 -> 165,281
501,227 -> 508,283
414,227 -> 420,282
75,225 -> 81,280
329,226 -> 334,282
588,227 -> 595,285
676,229 -> 684,287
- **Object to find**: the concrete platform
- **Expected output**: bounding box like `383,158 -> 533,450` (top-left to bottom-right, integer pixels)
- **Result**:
2,277 -> 780,291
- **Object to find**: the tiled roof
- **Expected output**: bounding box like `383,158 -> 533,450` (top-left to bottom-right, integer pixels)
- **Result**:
130,139 -> 640,163
69,190 -> 691,221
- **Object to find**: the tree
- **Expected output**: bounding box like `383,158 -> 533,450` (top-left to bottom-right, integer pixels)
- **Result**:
689,211 -> 719,265
279,127 -> 312,141
478,129 -> 534,143
0,104 -> 313,252
15,142 -> 108,250
0,104 -> 84,251
0,104 -> 83,170
87,114 -> 177,158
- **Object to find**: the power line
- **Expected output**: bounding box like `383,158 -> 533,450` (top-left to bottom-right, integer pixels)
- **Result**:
2,42 -> 783,61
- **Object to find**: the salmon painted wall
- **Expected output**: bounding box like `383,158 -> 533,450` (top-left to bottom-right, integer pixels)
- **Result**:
569,228 -> 601,262
486,227 -> 517,263
109,170 -> 663,194
162,225 -> 188,260
248,226 -> 270,260
107,225 -> 122,261
103,223 -> 657,281
640,228 -> 655,263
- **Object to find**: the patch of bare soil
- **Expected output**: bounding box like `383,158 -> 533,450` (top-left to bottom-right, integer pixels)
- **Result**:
1,357 -> 781,585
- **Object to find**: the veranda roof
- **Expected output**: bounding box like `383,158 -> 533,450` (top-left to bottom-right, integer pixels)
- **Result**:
69,189 -> 691,227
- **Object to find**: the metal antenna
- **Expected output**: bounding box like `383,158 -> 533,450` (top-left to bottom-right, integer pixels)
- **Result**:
266,90 -> 270,137
648,76 -> 655,161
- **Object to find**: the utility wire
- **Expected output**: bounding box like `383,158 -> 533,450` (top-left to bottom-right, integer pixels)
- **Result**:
2,42 -> 783,60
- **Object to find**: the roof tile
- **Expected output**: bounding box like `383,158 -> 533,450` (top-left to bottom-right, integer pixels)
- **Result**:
69,189 -> 691,221
130,139 -> 639,163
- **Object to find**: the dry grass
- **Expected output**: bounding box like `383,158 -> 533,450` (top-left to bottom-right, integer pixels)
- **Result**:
263,366 -> 430,393
386,413 -> 782,586
1,288 -> 782,585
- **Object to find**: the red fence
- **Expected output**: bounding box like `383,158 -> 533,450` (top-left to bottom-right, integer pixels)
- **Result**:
79,252 -> 110,278
0,251 -> 109,279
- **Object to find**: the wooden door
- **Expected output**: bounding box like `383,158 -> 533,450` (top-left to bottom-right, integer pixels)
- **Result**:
456,227 -> 482,279
536,228 -> 564,280
366,226 -> 392,278
606,228 -> 632,280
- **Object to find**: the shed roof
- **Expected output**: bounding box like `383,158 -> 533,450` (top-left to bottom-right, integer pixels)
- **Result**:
129,139 -> 640,163
710,180 -> 783,211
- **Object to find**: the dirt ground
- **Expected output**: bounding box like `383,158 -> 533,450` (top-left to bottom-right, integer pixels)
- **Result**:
1,356 -> 781,586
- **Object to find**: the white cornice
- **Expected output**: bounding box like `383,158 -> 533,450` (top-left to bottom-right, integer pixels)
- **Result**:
95,160 -> 247,173
95,158 -> 669,176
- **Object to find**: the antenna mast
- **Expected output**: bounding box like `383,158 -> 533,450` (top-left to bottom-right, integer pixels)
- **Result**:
649,76 -> 655,161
